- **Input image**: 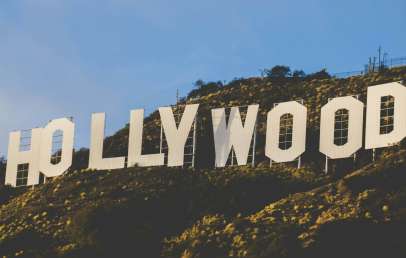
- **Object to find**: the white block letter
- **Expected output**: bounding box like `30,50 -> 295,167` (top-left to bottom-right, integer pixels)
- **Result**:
5,128 -> 42,187
266,101 -> 307,163
159,104 -> 199,167
320,96 -> 364,159
365,82 -> 406,149
212,105 -> 259,167
89,113 -> 125,170
128,109 -> 164,167
40,118 -> 75,177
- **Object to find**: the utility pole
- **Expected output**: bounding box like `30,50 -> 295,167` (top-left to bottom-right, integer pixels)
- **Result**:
373,57 -> 377,72
383,52 -> 388,68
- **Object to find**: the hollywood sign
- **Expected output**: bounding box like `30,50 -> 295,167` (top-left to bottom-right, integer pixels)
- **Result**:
4,82 -> 406,187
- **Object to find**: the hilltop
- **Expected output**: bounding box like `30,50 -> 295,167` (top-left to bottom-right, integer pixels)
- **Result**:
84,66 -> 406,172
0,66 -> 406,257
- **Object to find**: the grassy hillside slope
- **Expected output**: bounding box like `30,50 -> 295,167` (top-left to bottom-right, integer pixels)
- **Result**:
0,66 -> 405,258
0,165 -> 323,257
164,149 -> 406,258
94,66 -> 406,172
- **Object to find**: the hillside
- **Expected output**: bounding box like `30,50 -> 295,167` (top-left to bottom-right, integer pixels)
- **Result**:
0,66 -> 406,258
163,149 -> 406,258
89,66 -> 406,173
0,164 -> 325,257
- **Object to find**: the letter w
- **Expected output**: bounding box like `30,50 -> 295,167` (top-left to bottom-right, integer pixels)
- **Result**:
211,105 -> 258,167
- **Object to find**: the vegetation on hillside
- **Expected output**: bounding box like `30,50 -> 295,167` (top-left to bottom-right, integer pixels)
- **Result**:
0,66 -> 405,257
92,66 -> 406,174
0,165 -> 323,257
164,149 -> 406,258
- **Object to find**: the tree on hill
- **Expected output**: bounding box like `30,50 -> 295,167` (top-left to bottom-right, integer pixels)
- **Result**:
194,79 -> 205,89
305,68 -> 331,80
187,80 -> 223,99
292,69 -> 306,78
263,65 -> 292,78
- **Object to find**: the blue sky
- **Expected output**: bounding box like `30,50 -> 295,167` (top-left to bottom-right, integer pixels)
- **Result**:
0,0 -> 405,157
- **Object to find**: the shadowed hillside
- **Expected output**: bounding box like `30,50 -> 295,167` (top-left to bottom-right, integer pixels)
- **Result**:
0,165 -> 325,257
163,149 -> 406,258
83,66 -> 406,173
0,66 -> 405,257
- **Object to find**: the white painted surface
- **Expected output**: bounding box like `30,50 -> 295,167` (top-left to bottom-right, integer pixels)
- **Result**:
39,118 -> 75,177
88,113 -> 125,170
159,104 -> 199,167
5,128 -> 42,186
212,105 -> 259,167
128,109 -> 164,167
365,82 -> 406,149
265,101 -> 307,163
320,96 -> 364,159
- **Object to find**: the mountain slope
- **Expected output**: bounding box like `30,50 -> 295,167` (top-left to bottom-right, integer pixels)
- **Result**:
0,165 -> 323,257
95,66 -> 406,172
0,66 -> 405,258
163,149 -> 406,258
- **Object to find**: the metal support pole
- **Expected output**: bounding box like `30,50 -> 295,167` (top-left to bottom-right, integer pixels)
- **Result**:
159,123 -> 163,154
251,125 -> 257,167
191,118 -> 197,168
372,148 -> 376,162
324,156 -> 328,174
231,149 -> 234,166
297,156 -> 301,169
